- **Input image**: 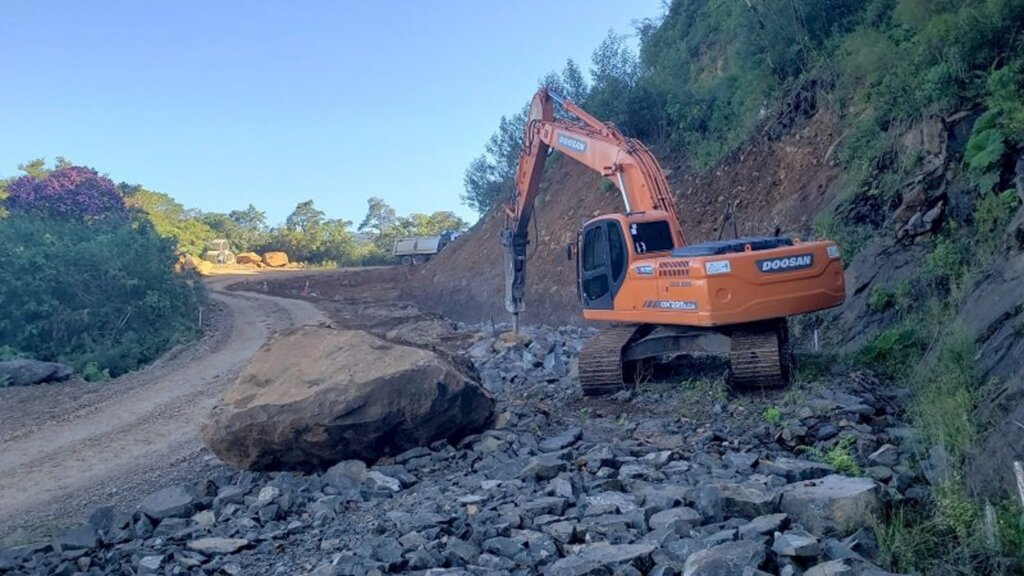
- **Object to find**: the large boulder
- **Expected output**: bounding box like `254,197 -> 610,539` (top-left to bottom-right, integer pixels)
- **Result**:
202,326 -> 493,471
235,252 -> 262,266
778,475 -> 882,537
0,359 -> 73,386
262,251 -> 289,267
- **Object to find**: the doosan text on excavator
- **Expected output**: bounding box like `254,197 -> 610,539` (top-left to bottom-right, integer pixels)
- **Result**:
501,88 -> 846,395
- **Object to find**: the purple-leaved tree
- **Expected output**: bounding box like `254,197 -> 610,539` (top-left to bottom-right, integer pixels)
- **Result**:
6,166 -> 129,222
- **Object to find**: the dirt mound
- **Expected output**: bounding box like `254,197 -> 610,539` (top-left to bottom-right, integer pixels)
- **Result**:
182,254 -> 214,276
236,252 -> 262,265
263,252 -> 289,267
409,109 -> 843,326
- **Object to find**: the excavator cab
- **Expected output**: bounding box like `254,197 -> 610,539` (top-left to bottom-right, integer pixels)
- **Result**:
577,213 -> 676,310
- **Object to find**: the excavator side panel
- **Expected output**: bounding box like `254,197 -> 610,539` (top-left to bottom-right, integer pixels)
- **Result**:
583,240 -> 845,326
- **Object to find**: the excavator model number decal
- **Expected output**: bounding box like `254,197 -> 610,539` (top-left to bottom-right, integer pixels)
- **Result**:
757,254 -> 813,273
644,300 -> 697,311
557,133 -> 588,152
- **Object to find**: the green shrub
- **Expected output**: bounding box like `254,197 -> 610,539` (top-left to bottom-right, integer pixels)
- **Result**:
80,362 -> 111,383
868,287 -> 892,313
986,65 -> 1024,144
801,436 -> 862,476
794,352 -> 842,382
812,209 -> 874,262
0,215 -> 204,377
0,346 -> 23,361
997,502 -> 1024,566
868,281 -> 913,315
876,506 -> 943,573
923,228 -> 973,300
857,324 -> 927,379
911,330 -> 979,465
762,406 -> 782,425
934,476 -> 980,545
974,189 -> 1021,260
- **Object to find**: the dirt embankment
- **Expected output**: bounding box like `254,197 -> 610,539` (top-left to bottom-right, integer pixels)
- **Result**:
408,108 -> 843,327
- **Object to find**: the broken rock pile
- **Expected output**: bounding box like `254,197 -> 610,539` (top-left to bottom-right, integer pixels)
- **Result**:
1,325 -> 923,575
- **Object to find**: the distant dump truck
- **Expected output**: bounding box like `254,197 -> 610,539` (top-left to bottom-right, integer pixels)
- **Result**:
203,239 -> 236,265
392,232 -> 458,265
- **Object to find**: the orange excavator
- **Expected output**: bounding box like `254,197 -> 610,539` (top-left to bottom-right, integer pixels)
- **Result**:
502,88 -> 846,394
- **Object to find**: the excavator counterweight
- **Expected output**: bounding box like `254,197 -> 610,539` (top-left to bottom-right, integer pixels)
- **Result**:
502,88 -> 845,393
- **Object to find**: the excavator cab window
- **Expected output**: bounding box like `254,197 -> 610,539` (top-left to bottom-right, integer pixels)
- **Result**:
582,226 -> 607,274
579,220 -> 628,310
629,221 -> 674,254
607,221 -> 626,283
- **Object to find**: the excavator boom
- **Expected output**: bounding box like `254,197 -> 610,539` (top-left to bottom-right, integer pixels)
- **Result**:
503,88 -> 685,317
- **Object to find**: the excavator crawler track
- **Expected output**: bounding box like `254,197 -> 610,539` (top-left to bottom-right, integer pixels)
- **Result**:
728,320 -> 792,389
578,325 -> 641,396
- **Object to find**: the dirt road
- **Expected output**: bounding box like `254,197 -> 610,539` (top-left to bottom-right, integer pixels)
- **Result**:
0,272 -> 326,539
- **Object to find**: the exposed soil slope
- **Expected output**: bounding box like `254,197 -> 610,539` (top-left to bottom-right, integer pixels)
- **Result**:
410,108 -> 842,326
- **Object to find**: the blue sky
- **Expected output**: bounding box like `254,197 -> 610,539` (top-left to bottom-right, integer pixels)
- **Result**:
0,1 -> 664,225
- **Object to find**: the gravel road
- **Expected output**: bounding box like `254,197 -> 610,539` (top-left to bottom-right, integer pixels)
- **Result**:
0,272 -> 327,540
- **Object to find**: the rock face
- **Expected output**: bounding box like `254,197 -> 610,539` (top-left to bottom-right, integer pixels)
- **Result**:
235,252 -> 262,265
262,251 -> 289,267
202,326 -> 493,470
962,246 -> 1024,499
0,359 -> 73,386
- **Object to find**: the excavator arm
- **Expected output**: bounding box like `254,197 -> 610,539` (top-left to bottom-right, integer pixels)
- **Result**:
502,88 -> 686,323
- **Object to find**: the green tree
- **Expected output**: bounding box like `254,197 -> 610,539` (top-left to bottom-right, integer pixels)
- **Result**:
0,215 -> 203,377
198,212 -> 242,250
407,211 -> 468,235
265,199 -> 356,263
358,197 -> 398,236
318,218 -> 357,262
17,158 -> 51,180
122,185 -> 216,255
227,204 -> 268,252
462,105 -> 528,215
462,154 -> 508,215
360,197 -> 410,251
286,199 -> 326,233
561,58 -> 590,104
